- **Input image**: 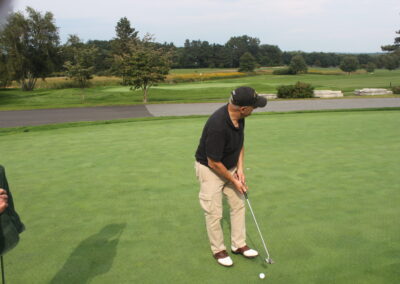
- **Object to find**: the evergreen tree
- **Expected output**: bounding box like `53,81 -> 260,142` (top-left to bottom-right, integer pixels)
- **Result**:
111,17 -> 139,85
381,29 -> 400,53
238,52 -> 256,72
381,28 -> 400,71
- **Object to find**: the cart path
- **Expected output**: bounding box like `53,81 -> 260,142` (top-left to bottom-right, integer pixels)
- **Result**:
1,98 -> 399,128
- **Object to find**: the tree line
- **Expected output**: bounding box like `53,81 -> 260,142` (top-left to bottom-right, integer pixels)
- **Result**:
82,34 -> 398,72
1,7 -> 399,94
0,7 -> 171,102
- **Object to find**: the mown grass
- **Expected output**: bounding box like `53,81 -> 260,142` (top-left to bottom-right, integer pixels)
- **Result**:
170,68 -> 240,74
1,109 -> 399,283
0,69 -> 399,110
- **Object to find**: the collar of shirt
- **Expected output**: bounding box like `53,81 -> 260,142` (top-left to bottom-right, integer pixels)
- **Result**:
224,104 -> 243,131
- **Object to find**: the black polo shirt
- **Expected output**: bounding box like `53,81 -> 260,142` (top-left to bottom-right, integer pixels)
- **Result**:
195,104 -> 245,170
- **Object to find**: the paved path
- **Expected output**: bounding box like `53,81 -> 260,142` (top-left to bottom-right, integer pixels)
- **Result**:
1,98 -> 399,128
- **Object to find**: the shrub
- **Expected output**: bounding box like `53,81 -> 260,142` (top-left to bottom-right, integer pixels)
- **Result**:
391,85 -> 400,94
273,68 -> 295,75
277,81 -> 314,98
276,85 -> 294,97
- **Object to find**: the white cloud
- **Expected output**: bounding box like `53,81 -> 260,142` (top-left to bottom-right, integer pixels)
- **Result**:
12,0 -> 331,20
10,0 -> 400,52
0,0 -> 13,29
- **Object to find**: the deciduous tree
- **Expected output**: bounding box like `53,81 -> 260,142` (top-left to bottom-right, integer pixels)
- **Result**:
289,54 -> 308,74
63,35 -> 98,100
257,44 -> 282,66
340,56 -> 359,75
125,35 -> 171,103
225,35 -> 260,67
364,62 -> 376,73
381,54 -> 399,71
0,54 -> 11,87
0,7 -> 60,91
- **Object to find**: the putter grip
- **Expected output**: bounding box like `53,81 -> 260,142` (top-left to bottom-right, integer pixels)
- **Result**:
244,192 -> 248,199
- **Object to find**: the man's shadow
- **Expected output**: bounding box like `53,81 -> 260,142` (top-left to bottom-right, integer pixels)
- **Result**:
50,223 -> 126,284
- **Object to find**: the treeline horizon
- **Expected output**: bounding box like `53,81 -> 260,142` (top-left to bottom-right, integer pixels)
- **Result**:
1,6 -> 398,92
1,7 -> 395,77
70,37 -> 387,76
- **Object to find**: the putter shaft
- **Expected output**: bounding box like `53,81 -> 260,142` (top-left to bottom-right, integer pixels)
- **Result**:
244,192 -> 272,262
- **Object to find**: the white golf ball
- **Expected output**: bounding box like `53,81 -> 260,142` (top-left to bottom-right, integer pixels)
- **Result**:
259,273 -> 265,279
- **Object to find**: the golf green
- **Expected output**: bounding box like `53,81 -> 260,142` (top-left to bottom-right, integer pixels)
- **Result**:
0,110 -> 399,283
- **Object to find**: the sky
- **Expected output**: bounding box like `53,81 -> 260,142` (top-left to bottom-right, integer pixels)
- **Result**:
5,0 -> 400,53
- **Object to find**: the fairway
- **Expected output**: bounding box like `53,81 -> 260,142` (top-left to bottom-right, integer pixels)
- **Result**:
1,69 -> 399,110
0,110 -> 399,283
107,82 -> 247,92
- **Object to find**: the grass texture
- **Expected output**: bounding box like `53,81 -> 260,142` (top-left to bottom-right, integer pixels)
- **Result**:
0,110 -> 399,283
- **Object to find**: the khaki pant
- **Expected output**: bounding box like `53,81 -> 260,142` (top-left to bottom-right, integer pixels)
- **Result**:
195,161 -> 246,254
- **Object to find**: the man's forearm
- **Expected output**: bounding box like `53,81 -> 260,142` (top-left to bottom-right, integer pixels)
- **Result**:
207,158 -> 236,183
207,157 -> 247,193
237,146 -> 244,172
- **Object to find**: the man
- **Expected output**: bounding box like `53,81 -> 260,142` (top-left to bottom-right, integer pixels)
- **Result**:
195,86 -> 267,267
0,165 -> 25,256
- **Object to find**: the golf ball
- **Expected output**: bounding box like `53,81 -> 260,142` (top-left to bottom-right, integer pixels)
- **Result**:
259,273 -> 265,279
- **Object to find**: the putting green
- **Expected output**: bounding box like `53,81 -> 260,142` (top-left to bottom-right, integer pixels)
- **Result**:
104,86 -> 132,93
0,110 -> 399,283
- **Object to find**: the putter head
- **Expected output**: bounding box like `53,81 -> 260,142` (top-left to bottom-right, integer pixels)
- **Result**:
266,258 -> 274,264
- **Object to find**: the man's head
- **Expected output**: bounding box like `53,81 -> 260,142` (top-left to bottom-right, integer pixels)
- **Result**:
229,86 -> 267,118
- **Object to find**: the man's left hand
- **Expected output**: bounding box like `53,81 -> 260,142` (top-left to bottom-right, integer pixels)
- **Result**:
0,188 -> 8,213
235,169 -> 246,186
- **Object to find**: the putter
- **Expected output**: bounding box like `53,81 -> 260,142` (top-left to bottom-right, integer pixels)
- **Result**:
244,191 -> 274,264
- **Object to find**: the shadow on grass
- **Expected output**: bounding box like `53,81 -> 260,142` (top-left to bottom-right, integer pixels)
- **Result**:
50,223 -> 126,284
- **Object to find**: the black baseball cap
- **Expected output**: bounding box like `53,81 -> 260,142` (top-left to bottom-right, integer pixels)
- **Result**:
230,86 -> 267,108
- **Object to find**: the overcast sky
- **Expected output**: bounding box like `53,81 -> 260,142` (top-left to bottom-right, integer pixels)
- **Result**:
8,0 -> 400,53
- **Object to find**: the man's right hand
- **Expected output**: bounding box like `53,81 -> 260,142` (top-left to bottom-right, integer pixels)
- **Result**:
232,178 -> 248,194
207,158 -> 248,194
0,188 -> 8,213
